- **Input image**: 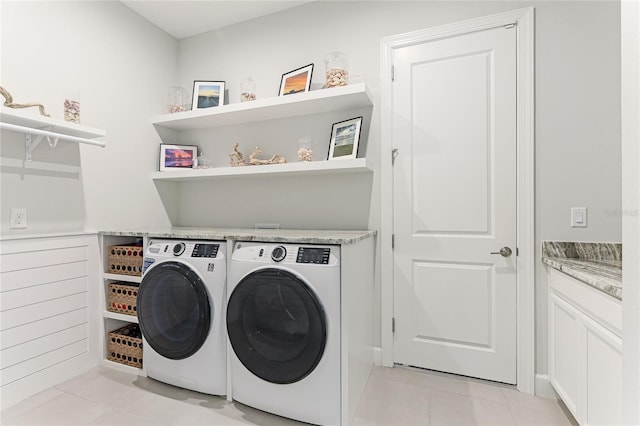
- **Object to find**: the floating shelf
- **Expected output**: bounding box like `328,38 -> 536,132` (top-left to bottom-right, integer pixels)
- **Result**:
150,82 -> 373,131
151,158 -> 372,182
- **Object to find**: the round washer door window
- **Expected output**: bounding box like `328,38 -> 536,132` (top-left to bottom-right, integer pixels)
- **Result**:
138,261 -> 211,360
226,268 -> 327,384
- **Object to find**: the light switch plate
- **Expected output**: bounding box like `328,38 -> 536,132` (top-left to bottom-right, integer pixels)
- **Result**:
571,207 -> 587,228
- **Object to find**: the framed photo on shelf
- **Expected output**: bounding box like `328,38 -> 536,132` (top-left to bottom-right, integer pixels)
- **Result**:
327,116 -> 363,160
278,64 -> 314,96
159,144 -> 198,171
192,80 -> 225,109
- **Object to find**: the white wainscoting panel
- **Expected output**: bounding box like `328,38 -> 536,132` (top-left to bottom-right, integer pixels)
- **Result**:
0,234 -> 100,410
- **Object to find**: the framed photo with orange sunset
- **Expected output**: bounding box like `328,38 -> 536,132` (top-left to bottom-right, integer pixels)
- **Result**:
278,64 -> 314,96
159,144 -> 198,171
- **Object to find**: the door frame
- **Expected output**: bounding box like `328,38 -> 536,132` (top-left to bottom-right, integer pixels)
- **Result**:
379,7 -> 535,394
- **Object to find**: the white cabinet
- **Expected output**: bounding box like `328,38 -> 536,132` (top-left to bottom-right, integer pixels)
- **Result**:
150,83 -> 373,181
547,268 -> 622,425
582,315 -> 622,426
549,293 -> 581,415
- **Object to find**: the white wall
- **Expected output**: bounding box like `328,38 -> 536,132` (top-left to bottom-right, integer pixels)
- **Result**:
621,0 -> 640,423
175,1 -> 621,378
0,1 -> 178,236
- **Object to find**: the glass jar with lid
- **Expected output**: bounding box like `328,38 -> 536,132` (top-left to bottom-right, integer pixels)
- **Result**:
297,137 -> 313,162
167,86 -> 189,113
324,52 -> 349,88
240,77 -> 256,102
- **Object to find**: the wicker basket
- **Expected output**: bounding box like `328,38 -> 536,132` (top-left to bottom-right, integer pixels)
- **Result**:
107,282 -> 138,316
107,324 -> 143,368
108,244 -> 143,276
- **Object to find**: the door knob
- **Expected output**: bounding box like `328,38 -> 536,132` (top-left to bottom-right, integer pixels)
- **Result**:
491,247 -> 512,257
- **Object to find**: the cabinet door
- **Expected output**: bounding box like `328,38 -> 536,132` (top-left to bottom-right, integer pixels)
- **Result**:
582,314 -> 622,426
549,292 -> 581,419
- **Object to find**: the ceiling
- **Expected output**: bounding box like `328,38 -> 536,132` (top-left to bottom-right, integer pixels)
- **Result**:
121,1 -> 312,39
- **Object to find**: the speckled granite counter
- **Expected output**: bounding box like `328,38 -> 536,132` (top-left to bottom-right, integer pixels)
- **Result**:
542,241 -> 622,300
100,227 -> 376,245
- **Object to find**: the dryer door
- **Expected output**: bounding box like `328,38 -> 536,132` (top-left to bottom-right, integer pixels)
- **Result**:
138,261 -> 211,360
227,268 -> 327,384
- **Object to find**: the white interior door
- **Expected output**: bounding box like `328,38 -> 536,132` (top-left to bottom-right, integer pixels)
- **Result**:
392,25 -> 517,384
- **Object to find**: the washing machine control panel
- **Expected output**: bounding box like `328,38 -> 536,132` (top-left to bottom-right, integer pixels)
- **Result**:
191,243 -> 220,258
296,247 -> 331,264
146,240 -> 222,259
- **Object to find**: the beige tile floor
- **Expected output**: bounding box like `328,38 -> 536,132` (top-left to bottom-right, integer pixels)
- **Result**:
1,365 -> 577,426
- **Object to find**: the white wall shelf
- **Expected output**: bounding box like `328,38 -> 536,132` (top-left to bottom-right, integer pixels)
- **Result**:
151,158 -> 372,182
103,310 -> 139,323
150,82 -> 373,130
104,273 -> 142,283
1,107 -> 106,160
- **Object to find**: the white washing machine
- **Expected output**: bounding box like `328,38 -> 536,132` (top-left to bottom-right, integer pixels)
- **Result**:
227,241 -> 341,426
137,239 -> 226,395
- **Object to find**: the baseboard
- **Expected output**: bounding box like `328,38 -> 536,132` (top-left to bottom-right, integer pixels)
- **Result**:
373,347 -> 382,366
535,374 -> 559,399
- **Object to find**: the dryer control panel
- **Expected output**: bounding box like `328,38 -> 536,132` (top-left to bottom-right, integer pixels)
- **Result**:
296,247 -> 330,264
233,242 -> 339,267
192,243 -> 219,258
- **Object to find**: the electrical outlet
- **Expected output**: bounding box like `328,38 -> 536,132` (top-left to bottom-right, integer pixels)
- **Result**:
10,208 -> 27,229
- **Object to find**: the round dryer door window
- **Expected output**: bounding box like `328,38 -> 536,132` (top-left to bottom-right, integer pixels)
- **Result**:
227,268 -> 327,384
138,261 -> 211,360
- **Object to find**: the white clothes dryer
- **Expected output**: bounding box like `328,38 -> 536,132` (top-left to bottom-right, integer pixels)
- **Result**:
138,239 -> 226,395
227,241 -> 341,426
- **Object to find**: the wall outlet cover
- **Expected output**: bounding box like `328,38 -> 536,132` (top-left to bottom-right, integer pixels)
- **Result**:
10,208 -> 27,229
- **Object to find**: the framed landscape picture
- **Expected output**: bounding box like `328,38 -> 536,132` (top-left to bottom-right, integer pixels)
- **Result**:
327,117 -> 363,160
159,144 -> 198,171
192,81 -> 225,109
278,64 -> 313,96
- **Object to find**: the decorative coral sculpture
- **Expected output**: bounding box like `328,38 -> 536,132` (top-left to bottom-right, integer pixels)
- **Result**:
229,142 -> 246,167
249,146 -> 286,165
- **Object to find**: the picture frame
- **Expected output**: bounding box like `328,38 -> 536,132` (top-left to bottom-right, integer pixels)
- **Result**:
192,80 -> 225,110
327,117 -> 363,160
278,64 -> 314,96
159,144 -> 198,171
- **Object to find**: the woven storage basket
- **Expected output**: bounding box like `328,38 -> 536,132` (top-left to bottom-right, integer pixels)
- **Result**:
107,244 -> 143,276
107,324 -> 143,368
107,282 -> 138,316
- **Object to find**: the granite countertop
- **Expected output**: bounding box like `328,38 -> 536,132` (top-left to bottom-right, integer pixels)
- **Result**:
542,241 -> 622,300
100,227 -> 376,245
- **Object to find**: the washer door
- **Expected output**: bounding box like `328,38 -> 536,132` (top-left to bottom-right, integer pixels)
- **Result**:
138,261 -> 211,360
227,268 -> 327,384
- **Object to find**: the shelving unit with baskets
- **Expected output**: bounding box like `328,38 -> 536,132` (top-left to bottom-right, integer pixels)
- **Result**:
99,233 -> 145,373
